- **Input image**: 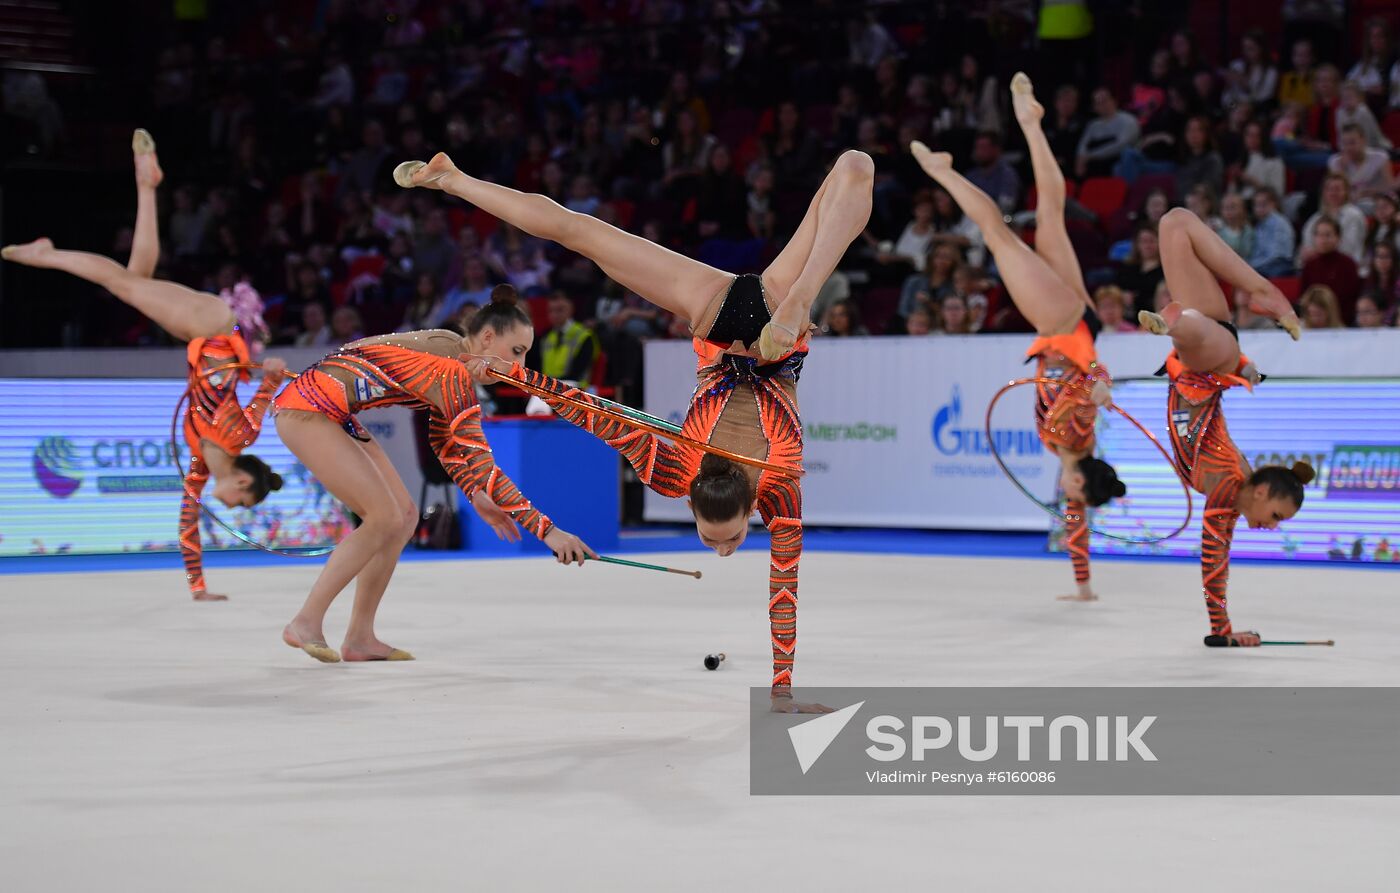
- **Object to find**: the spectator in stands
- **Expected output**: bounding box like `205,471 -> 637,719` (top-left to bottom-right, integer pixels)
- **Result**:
1176,116 -> 1225,198
661,108 -> 717,201
438,256 -> 495,326
1077,88 -> 1140,178
1347,19 -> 1395,111
1300,174 -> 1368,265
329,305 -> 364,342
695,144 -> 749,240
539,293 -> 600,387
878,192 -> 937,272
1215,192 -> 1255,259
565,175 -> 602,216
1044,85 -> 1086,171
1300,217 -> 1362,320
597,288 -> 662,341
1093,285 -> 1137,333
1248,187 -> 1296,276
820,299 -> 868,337
1185,183 -> 1221,229
965,132 -> 1020,214
168,185 -> 209,258
948,265 -> 988,332
1355,292 -> 1387,328
928,186 -> 985,267
1116,224 -> 1166,315
1238,119 -> 1285,200
897,242 -> 958,320
1368,192 -> 1400,256
932,293 -> 972,336
399,273 -> 446,332
1329,123 -> 1395,212
1224,29 -> 1280,109
293,301 -> 333,347
1363,241 -> 1399,302
766,100 -> 821,191
905,306 -> 934,336
340,120 -> 391,197
1307,64 -> 1344,148
746,164 -> 776,240
412,209 -> 456,285
1336,81 -> 1392,150
1298,284 -> 1345,329
657,71 -> 710,136
1278,39 -> 1316,109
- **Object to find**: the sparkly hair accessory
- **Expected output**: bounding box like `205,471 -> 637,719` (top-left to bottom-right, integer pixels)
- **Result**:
220,281 -> 269,355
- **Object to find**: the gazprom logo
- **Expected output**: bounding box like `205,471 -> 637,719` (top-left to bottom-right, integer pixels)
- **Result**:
33,435 -> 83,498
931,385 -> 1041,457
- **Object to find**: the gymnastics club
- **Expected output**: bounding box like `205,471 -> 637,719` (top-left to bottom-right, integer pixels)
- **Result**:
588,555 -> 703,579
1204,635 -> 1335,647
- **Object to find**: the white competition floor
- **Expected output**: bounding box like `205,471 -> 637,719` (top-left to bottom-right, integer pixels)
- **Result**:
1,550 -> 1397,890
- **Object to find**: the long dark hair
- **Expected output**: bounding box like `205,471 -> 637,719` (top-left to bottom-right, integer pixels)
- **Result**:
1078,457 -> 1126,507
466,284 -> 531,335
689,454 -> 754,522
233,454 -> 283,504
1249,461 -> 1315,508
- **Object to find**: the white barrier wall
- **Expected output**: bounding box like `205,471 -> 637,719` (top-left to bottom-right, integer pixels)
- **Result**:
642,329 -> 1400,530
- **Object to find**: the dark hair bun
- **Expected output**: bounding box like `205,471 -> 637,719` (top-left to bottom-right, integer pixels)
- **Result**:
269,472 -> 284,492
1291,461 -> 1316,485
1078,456 -> 1126,507
489,284 -> 519,306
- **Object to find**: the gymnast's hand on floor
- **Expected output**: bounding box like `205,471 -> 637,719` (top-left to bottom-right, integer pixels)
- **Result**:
1057,582 -> 1099,602
544,528 -> 597,566
471,491 -> 521,543
1205,630 -> 1262,647
771,694 -> 835,714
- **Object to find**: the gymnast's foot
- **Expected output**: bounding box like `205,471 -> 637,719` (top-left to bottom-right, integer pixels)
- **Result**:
1244,285 -> 1302,340
132,129 -> 163,189
394,151 -> 457,190
283,620 -> 341,663
1010,72 -> 1044,128
0,237 -> 54,266
1137,310 -> 1169,335
909,141 -> 953,180
341,636 -> 414,662
757,302 -> 810,361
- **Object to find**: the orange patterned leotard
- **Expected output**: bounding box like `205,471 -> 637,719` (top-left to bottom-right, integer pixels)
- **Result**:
507,341 -> 805,694
1025,318 -> 1112,585
1159,350 -> 1256,636
272,331 -> 553,540
180,330 -> 282,595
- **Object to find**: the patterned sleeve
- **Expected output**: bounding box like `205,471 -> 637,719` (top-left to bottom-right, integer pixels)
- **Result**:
757,473 -> 802,695
241,371 -> 284,434
427,405 -> 554,540
508,364 -> 693,499
1063,498 -> 1091,584
179,455 -> 209,596
1199,472 -> 1244,636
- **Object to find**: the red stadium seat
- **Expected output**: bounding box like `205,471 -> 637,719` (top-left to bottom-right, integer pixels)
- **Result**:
1077,177 -> 1129,220
862,287 -> 901,334
612,199 -> 636,230
527,295 -> 551,333
1270,276 -> 1302,302
348,254 -> 386,281
1383,111 -> 1400,148
590,350 -> 614,397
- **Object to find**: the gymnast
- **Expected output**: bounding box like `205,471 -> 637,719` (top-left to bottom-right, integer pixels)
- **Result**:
270,289 -> 595,663
396,148 -> 874,711
1,129 -> 285,602
1138,207 -> 1307,646
910,74 -> 1125,601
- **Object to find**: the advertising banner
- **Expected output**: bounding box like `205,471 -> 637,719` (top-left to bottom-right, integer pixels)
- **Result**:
0,378 -> 421,557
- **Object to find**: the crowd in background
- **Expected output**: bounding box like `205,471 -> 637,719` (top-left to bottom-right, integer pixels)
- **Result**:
5,1 -> 1400,399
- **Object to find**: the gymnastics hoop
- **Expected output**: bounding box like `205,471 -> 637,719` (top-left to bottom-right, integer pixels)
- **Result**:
485,366 -> 805,479
984,377 -> 1193,545
171,362 -> 336,557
